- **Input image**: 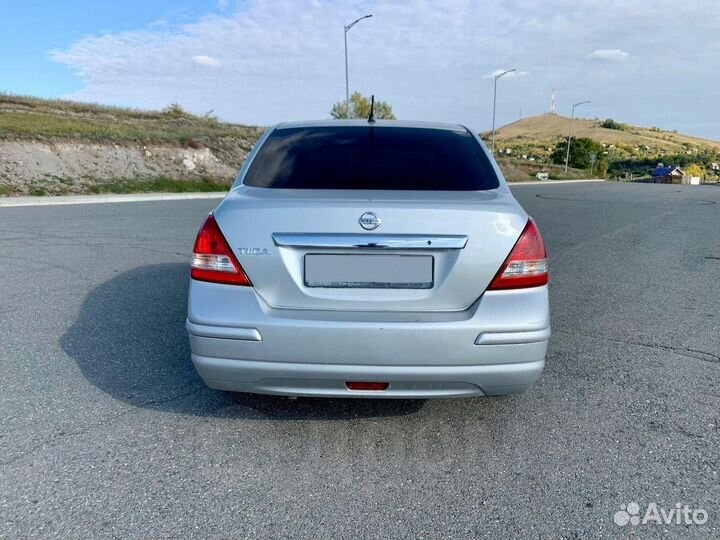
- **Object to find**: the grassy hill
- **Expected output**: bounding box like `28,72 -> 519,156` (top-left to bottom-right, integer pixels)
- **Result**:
484,113 -> 720,180
0,94 -> 261,143
0,94 -> 267,195
491,114 -> 720,151
0,94 -> 264,168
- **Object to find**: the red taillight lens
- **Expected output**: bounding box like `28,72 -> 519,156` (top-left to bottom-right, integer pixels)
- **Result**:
345,382 -> 390,391
488,218 -> 548,290
191,214 -> 251,286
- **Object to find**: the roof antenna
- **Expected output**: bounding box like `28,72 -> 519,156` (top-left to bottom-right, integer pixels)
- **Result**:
368,94 -> 376,123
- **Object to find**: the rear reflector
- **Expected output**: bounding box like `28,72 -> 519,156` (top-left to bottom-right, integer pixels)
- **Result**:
191,214 -> 251,286
345,382 -> 390,391
488,218 -> 548,290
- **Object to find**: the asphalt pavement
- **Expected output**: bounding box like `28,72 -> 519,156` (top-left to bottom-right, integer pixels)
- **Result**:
1,182 -> 718,539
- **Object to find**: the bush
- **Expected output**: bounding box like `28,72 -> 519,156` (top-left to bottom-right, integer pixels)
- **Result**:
600,118 -> 626,131
162,103 -> 190,118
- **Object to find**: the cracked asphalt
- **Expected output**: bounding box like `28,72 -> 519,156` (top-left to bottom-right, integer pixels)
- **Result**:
1,182 -> 718,539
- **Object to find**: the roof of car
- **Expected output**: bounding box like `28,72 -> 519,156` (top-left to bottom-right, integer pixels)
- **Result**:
275,119 -> 470,132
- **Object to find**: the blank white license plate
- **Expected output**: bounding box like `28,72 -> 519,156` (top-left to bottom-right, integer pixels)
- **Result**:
304,254 -> 434,289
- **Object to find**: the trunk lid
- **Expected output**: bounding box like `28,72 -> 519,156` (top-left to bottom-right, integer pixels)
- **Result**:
213,187 -> 527,312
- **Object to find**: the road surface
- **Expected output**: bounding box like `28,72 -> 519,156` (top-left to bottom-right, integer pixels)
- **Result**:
1,182 -> 718,539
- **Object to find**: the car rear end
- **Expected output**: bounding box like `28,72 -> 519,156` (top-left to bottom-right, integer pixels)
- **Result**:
187,121 -> 549,398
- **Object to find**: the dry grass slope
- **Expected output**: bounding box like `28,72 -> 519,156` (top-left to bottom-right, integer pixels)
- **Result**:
0,94 -> 264,169
489,113 -> 720,156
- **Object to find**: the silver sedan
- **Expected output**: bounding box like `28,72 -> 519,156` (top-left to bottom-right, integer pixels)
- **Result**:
187,120 -> 550,398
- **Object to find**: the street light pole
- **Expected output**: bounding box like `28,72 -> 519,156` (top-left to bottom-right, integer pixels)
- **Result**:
564,100 -> 590,172
344,14 -> 372,119
491,69 -> 516,155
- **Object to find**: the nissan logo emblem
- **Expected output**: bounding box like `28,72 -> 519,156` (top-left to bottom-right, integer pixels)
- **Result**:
359,212 -> 381,230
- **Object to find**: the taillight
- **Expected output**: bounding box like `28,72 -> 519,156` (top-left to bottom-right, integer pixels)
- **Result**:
191,214 -> 251,286
488,218 -> 548,290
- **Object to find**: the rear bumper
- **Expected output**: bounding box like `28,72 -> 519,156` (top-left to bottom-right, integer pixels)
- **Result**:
191,355 -> 545,398
187,282 -> 550,398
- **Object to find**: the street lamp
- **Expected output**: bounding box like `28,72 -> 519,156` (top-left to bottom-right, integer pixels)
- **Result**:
564,100 -> 590,172
491,68 -> 516,155
344,14 -> 373,119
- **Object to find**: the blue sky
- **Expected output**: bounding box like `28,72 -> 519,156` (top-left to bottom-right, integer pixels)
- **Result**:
1,0 -> 220,96
2,1 -> 719,139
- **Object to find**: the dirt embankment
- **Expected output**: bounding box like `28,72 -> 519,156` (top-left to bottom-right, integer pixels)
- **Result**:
0,140 -> 248,195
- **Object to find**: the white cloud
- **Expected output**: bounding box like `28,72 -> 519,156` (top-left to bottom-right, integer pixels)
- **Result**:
217,0 -> 230,10
585,49 -> 631,62
483,69 -> 529,79
49,0 -> 720,138
192,55 -> 221,67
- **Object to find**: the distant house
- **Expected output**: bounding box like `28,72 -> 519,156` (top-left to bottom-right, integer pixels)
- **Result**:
650,165 -> 685,184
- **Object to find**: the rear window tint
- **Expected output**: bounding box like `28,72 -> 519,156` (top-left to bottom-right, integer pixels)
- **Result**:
242,126 -> 499,190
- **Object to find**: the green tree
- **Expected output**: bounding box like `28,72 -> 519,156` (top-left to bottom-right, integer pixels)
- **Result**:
592,156 -> 609,178
685,163 -> 704,178
330,92 -> 396,120
551,137 -> 605,170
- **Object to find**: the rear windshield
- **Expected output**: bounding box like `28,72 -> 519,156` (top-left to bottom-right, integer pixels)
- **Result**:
242,126 -> 499,190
